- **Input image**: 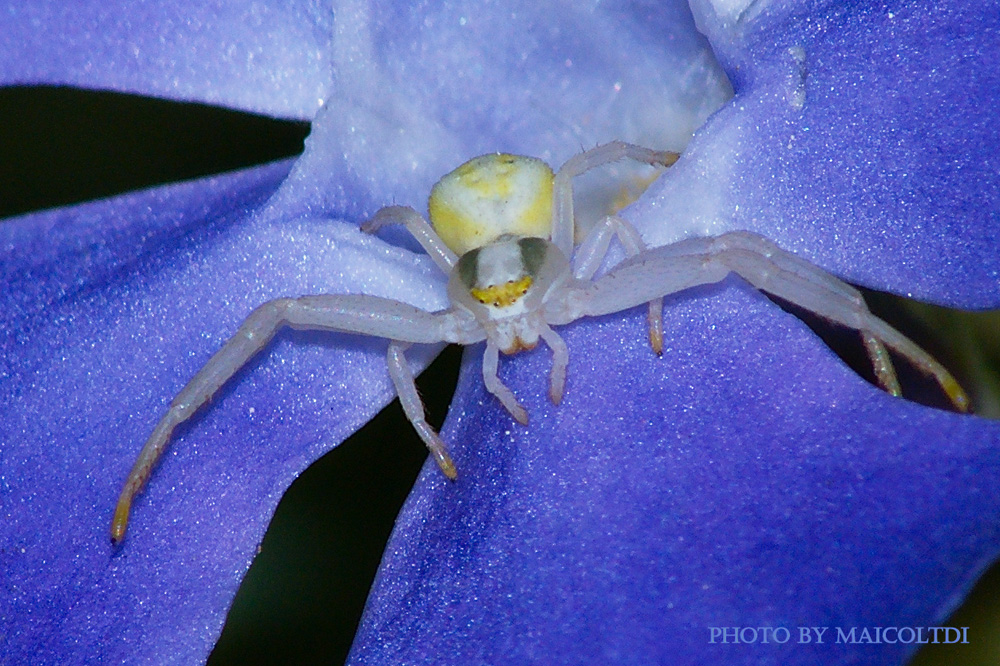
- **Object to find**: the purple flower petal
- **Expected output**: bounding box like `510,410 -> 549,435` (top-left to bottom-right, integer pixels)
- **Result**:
0,1 -> 331,118
640,0 -> 1000,307
265,0 -> 731,228
0,162 -> 447,663
355,285 -> 1000,665
3,0 -> 999,664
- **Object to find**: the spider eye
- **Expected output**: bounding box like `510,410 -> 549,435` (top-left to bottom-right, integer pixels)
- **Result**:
469,274 -> 534,309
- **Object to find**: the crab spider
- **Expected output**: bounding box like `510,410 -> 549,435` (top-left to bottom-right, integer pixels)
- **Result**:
111,141 -> 968,544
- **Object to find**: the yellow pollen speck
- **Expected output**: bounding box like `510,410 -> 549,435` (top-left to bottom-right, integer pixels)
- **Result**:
470,275 -> 533,308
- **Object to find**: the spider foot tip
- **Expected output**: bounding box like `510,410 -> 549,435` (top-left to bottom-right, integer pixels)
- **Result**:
432,450 -> 458,480
110,522 -> 127,547
656,151 -> 680,167
649,335 -> 663,357
945,380 -> 971,413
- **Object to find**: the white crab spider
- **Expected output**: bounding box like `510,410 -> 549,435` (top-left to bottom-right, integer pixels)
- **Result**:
111,141 -> 968,544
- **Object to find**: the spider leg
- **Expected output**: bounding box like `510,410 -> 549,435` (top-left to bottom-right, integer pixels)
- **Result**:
362,204 -> 459,273
708,231 -> 957,405
387,341 -> 457,479
574,214 -> 664,354
538,322 -> 569,405
112,294 -> 464,544
861,331 -> 902,398
551,141 -> 679,257
580,231 -> 969,411
482,341 -> 529,424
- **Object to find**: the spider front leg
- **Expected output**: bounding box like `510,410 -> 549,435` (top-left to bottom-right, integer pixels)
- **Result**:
362,204 -> 458,274
112,294 -> 466,544
709,231 -> 968,409
581,231 -> 969,411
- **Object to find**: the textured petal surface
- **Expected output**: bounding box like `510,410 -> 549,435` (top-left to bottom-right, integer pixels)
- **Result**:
642,0 -> 1000,306
0,163 -> 448,663
0,1 -> 332,118
356,288 -> 1000,665
262,0 -> 730,227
